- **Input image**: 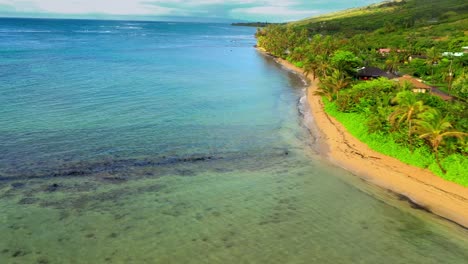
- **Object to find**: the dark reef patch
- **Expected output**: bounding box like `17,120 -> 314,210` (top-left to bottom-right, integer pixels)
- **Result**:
0,154 -> 221,182
33,183 -> 165,211
11,249 -> 28,257
108,232 -> 119,238
19,197 -> 39,205
11,182 -> 25,188
100,176 -> 128,183
37,256 -> 50,264
44,183 -> 60,192
176,169 -> 196,177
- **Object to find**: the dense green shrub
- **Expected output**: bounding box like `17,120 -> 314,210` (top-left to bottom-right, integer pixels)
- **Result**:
335,78 -> 396,112
324,99 -> 468,186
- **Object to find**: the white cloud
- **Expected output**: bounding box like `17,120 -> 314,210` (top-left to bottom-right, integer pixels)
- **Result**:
0,0 -> 381,21
232,6 -> 317,16
0,0 -> 301,14
230,1 -> 319,21
0,0 -> 175,15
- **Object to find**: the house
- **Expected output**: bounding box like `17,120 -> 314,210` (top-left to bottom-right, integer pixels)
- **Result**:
356,66 -> 396,80
442,52 -> 464,57
396,75 -> 454,101
397,75 -> 454,101
397,75 -> 432,93
378,48 -> 392,55
378,48 -> 404,55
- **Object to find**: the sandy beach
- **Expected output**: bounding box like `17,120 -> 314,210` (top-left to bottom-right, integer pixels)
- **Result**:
264,52 -> 468,228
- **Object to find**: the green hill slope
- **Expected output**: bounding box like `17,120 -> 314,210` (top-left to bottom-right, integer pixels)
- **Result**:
293,0 -> 468,37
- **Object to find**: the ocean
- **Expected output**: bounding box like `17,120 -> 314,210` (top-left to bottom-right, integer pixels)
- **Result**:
0,18 -> 467,263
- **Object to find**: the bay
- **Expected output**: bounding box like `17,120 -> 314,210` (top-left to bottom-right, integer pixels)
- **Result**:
0,18 -> 467,263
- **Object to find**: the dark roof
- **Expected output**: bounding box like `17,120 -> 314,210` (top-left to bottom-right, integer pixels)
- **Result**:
356,67 -> 396,79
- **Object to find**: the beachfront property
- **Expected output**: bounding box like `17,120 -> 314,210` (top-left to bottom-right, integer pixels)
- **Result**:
356,66 -> 396,80
397,75 -> 432,93
394,75 -> 453,101
378,48 -> 404,56
442,51 -> 464,57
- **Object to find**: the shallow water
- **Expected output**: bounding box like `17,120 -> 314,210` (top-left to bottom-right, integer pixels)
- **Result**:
0,18 -> 467,263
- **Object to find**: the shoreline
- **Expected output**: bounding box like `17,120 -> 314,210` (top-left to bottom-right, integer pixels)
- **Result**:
261,50 -> 468,228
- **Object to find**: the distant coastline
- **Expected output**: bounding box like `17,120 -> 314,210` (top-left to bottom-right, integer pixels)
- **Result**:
231,22 -> 283,27
257,48 -> 468,228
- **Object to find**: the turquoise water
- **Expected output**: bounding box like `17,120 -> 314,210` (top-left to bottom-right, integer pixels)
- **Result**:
0,18 -> 467,263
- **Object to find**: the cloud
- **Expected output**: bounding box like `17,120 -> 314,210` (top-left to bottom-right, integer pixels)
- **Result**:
0,0 -> 175,15
229,0 -> 320,22
0,0 -> 382,21
231,6 -> 319,20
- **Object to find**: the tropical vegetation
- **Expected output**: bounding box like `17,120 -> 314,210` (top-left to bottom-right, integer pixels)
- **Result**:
255,0 -> 468,185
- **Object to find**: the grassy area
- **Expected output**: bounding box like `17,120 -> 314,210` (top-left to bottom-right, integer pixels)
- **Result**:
323,99 -> 468,186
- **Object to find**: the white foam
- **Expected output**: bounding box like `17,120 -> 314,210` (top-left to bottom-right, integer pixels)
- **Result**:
116,26 -> 142,30
73,30 -> 114,34
0,30 -> 52,33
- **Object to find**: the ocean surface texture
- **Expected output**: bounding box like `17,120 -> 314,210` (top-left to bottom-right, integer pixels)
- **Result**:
0,18 -> 467,263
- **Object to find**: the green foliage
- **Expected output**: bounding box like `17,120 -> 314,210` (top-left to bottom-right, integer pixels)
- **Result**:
324,100 -> 468,186
335,78 -> 396,113
452,73 -> 468,98
448,36 -> 468,51
415,92 -> 446,108
388,91 -> 432,152
438,154 -> 468,184
292,61 -> 304,68
293,0 -> 468,38
256,0 -> 468,186
407,58 -> 428,77
330,50 -> 361,76
440,11 -> 458,20
412,109 -> 468,173
315,69 -> 350,101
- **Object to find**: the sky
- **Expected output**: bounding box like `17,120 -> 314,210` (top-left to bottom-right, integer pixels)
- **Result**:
0,0 -> 383,22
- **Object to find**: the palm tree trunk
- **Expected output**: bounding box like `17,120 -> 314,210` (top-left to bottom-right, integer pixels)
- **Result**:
408,120 -> 413,153
431,65 -> 434,86
434,151 -> 446,174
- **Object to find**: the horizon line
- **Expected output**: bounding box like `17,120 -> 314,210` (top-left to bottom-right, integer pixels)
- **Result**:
0,14 -> 274,24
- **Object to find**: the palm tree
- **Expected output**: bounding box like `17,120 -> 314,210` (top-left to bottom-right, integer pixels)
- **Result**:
314,69 -> 350,101
314,81 -> 335,102
385,53 -> 400,74
315,56 -> 331,78
389,91 -> 431,149
412,110 -> 468,173
425,47 -> 441,85
398,80 -> 414,92
303,56 -> 318,80
389,92 -> 430,132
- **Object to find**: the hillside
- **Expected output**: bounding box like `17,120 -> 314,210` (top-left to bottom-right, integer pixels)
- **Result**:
293,0 -> 468,37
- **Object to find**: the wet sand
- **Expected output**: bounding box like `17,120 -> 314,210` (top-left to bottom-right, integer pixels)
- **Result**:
264,51 -> 468,228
